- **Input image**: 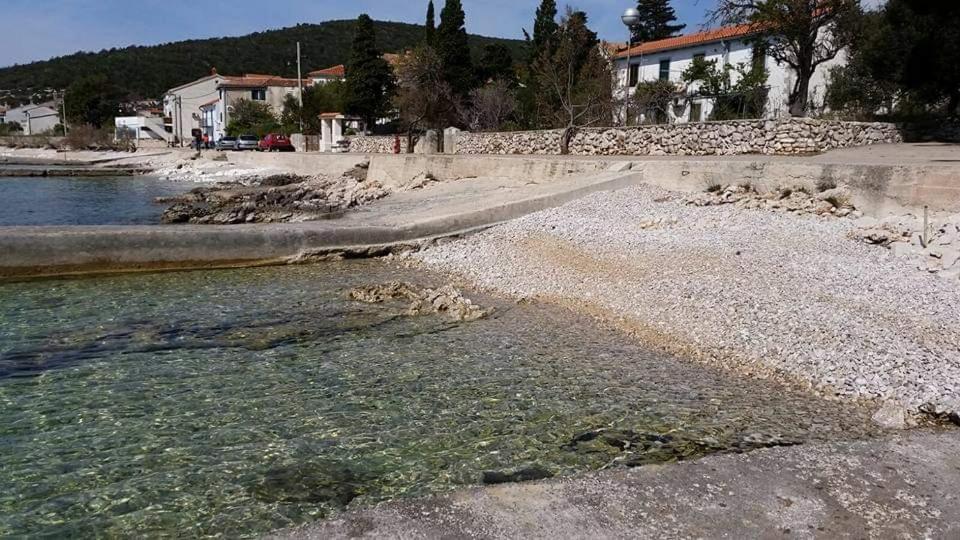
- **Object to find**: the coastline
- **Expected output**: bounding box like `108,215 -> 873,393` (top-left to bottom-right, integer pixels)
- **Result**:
410,184 -> 960,425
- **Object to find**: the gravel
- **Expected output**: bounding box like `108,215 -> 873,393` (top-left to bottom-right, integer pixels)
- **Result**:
414,185 -> 960,421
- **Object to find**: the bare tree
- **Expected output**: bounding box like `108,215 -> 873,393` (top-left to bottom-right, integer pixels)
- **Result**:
393,46 -> 459,152
533,9 -> 613,154
711,0 -> 859,117
461,80 -> 518,131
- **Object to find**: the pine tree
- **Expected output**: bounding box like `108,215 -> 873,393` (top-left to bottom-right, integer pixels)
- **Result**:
436,0 -> 475,97
425,1 -> 436,47
530,0 -> 559,61
343,14 -> 397,130
633,0 -> 686,43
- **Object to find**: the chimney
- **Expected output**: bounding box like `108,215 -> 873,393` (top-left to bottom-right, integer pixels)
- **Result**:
211,67 -> 218,76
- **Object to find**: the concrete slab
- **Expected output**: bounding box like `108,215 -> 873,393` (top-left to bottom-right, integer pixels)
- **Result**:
271,429 -> 960,539
0,171 -> 642,279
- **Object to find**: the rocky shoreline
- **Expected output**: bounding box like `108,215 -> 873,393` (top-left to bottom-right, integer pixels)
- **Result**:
411,184 -> 960,427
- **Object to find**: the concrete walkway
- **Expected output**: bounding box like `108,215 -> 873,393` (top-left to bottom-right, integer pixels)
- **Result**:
0,170 -> 641,279
272,429 -> 960,539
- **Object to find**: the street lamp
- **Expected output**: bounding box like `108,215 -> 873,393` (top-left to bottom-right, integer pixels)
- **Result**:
621,7 -> 641,125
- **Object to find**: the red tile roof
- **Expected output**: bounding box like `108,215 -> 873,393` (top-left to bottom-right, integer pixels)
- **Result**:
308,64 -> 346,78
219,74 -> 301,88
615,24 -> 758,59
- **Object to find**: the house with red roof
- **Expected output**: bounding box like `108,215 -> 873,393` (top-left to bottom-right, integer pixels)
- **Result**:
164,69 -> 304,143
612,24 -> 846,123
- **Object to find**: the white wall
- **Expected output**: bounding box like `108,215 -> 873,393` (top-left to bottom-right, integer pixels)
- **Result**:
614,35 -> 844,122
164,75 -> 223,143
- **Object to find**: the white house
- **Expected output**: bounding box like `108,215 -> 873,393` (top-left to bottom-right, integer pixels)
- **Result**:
612,24 -> 845,123
3,102 -> 60,135
164,70 -> 302,143
307,64 -> 345,85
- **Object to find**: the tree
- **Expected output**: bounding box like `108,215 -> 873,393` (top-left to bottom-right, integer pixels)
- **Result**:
344,14 -> 397,131
633,0 -> 686,42
462,81 -> 518,131
868,0 -> 960,116
824,9 -> 899,119
226,99 -> 279,137
281,80 -> 346,134
477,44 -> 516,84
437,0 -> 476,97
681,56 -> 770,120
533,9 -> 613,154
529,0 -> 559,61
425,1 -> 437,47
65,74 -> 128,128
517,0 -> 560,129
0,121 -> 23,136
711,0 -> 859,117
394,46 -> 459,151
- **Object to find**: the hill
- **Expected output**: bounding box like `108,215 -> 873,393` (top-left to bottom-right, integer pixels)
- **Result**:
0,20 -> 526,104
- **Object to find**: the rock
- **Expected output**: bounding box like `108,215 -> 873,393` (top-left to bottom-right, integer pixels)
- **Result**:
872,401 -> 908,430
482,466 -> 553,485
250,461 -> 366,506
349,282 -> 492,322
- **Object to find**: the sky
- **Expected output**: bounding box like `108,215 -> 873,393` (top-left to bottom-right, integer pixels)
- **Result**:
0,0 -> 726,68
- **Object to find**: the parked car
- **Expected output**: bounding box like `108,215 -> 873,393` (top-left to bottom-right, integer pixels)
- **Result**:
259,133 -> 295,152
236,134 -> 260,151
215,136 -> 237,151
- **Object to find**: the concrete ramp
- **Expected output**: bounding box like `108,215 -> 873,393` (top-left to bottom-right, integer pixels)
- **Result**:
0,169 -> 642,279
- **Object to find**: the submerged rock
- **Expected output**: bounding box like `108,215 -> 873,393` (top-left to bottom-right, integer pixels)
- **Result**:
482,466 -> 553,485
349,281 -> 492,322
250,460 -> 367,506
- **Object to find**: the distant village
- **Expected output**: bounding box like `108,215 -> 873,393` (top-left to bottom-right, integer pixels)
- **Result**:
0,1 -> 955,155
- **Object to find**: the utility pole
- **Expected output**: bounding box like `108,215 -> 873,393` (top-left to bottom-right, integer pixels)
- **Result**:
297,41 -> 304,133
177,95 -> 184,147
61,90 -> 69,135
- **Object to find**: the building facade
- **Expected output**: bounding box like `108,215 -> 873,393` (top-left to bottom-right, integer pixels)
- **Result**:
3,102 -> 60,135
164,71 -> 301,143
612,25 -> 844,124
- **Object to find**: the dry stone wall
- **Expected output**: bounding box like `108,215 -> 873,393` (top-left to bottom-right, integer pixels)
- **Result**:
455,119 -> 903,156
348,136 -> 408,154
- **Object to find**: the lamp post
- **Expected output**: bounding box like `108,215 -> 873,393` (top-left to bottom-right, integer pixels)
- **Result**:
621,7 -> 641,125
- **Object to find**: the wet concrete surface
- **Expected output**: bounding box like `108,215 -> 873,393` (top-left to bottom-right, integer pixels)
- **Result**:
272,429 -> 960,539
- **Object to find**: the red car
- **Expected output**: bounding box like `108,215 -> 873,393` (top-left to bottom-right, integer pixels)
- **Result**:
258,134 -> 295,152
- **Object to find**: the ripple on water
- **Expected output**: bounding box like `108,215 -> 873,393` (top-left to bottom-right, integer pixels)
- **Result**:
0,261 -> 881,537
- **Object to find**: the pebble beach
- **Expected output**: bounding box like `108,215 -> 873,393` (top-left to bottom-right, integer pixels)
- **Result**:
415,185 -> 960,424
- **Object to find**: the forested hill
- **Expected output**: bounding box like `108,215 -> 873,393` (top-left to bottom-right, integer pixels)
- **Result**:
0,20 -> 525,101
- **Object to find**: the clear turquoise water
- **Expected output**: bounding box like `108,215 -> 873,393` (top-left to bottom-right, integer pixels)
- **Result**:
0,261 -> 880,537
0,174 -> 200,226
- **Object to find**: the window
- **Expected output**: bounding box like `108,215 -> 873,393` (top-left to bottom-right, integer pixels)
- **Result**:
659,59 -> 671,81
251,88 -> 266,101
628,64 -> 639,87
752,44 -> 766,72
690,102 -> 703,123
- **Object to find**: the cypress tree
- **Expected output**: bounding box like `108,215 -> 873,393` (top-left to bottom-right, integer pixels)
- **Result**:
343,14 -> 396,131
425,1 -> 436,47
436,0 -> 475,97
530,0 -> 559,61
633,0 -> 686,42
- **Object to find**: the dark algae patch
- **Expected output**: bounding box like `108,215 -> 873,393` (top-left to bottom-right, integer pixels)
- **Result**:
0,261 -> 882,537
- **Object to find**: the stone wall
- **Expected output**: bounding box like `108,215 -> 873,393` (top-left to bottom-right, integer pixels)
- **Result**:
454,119 -> 904,156
348,135 -> 407,154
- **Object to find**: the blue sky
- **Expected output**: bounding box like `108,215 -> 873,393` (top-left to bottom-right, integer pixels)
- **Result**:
0,0 -> 723,68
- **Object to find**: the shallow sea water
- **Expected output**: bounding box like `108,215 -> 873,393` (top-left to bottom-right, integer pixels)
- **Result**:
0,261 -> 880,537
0,173 -> 201,226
